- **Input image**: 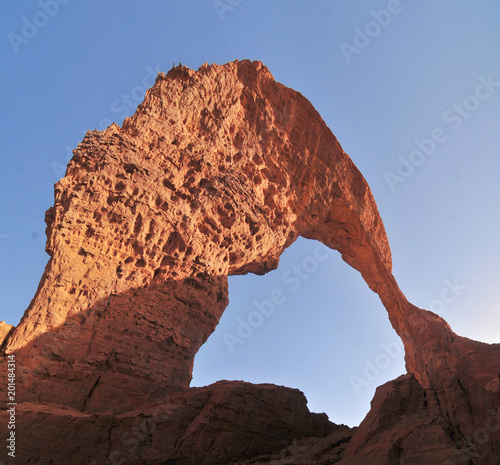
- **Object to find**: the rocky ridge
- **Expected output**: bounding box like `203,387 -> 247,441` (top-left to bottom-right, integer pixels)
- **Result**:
1,60 -> 499,464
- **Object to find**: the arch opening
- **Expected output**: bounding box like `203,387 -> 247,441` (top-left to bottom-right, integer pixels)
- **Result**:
191,237 -> 406,427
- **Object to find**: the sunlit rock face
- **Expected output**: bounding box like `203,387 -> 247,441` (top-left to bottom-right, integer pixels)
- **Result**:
1,60 -> 499,465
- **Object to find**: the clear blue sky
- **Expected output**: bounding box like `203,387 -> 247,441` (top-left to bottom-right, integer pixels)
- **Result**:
1,1 -> 499,427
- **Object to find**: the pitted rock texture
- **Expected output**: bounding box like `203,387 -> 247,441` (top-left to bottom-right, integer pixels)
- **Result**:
1,60 -> 499,464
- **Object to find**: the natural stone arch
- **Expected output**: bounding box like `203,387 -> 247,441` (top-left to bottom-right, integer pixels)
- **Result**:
4,60 -> 397,412
1,60 -> 499,463
190,236 -> 405,427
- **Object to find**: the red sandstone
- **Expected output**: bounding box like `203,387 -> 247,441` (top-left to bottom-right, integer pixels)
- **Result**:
0,60 -> 499,464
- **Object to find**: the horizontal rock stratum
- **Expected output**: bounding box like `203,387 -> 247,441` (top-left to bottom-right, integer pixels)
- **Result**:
1,60 -> 499,464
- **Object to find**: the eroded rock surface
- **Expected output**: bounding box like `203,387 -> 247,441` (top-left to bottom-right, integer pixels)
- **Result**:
1,60 -> 499,464
0,321 -> 13,347
10,381 -> 351,465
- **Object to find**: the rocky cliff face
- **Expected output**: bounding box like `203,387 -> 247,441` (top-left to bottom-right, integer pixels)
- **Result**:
1,60 -> 499,464
0,322 -> 13,347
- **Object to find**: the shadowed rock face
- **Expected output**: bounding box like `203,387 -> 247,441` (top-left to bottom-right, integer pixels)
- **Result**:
1,60 -> 499,464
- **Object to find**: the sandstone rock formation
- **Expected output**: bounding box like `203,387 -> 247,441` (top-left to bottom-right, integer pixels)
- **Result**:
1,60 -> 499,464
0,321 -> 13,347
10,380 -> 354,465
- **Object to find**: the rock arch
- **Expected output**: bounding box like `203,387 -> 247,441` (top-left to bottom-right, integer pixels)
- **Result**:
1,60 -> 499,464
